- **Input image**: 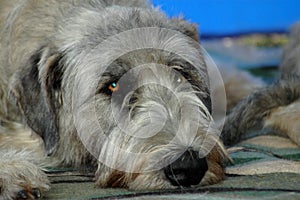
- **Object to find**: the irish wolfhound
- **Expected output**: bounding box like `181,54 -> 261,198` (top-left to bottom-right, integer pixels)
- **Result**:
0,0 -> 229,199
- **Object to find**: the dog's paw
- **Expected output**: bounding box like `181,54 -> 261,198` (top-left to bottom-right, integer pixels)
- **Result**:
13,188 -> 42,200
0,160 -> 50,200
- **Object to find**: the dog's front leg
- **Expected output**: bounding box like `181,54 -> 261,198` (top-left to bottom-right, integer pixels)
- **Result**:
0,149 -> 50,200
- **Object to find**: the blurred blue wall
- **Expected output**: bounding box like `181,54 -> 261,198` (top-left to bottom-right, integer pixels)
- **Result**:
151,0 -> 300,36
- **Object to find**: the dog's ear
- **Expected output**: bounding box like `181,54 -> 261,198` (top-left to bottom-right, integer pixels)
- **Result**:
171,18 -> 199,42
10,47 -> 62,156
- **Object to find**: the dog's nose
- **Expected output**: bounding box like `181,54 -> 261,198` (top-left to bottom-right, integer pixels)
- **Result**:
163,149 -> 208,187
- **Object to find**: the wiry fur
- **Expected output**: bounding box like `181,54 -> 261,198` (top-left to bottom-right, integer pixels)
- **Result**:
0,128 -> 50,200
222,76 -> 300,145
2,1 -> 299,199
0,0 -> 229,199
218,66 -> 264,111
222,22 -> 300,147
0,150 -> 50,200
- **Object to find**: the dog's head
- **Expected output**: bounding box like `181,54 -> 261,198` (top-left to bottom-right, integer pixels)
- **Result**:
10,7 -> 228,189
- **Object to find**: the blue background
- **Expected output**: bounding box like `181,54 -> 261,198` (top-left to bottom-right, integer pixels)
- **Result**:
151,0 -> 300,36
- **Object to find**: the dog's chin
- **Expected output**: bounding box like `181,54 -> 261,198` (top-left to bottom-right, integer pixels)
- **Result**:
95,144 -> 226,190
95,164 -> 225,190
127,163 -> 225,190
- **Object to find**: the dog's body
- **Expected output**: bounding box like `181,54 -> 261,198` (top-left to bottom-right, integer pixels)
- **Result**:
1,0 -> 299,199
222,23 -> 300,147
0,1 -> 229,199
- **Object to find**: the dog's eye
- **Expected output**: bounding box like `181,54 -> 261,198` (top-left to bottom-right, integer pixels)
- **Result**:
108,82 -> 120,93
175,76 -> 184,84
171,66 -> 187,85
174,73 -> 186,85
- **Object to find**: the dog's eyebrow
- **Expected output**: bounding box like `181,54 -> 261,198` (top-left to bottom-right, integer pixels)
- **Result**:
171,65 -> 183,70
101,72 -> 121,80
100,60 -> 129,80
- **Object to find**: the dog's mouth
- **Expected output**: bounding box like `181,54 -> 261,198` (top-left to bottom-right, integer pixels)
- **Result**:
163,148 -> 208,187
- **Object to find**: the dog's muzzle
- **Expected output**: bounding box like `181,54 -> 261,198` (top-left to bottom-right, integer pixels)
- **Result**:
163,148 -> 208,187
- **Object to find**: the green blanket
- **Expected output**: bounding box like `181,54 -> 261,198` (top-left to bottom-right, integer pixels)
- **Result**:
44,135 -> 300,200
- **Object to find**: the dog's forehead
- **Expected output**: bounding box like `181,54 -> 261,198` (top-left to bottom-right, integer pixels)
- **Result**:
102,49 -> 198,78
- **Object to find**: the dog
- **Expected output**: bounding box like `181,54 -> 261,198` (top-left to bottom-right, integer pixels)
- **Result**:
2,1 -> 298,199
0,1 -> 230,199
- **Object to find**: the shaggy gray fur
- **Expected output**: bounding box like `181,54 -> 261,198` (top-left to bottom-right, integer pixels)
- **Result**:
222,22 -> 300,146
0,0 -> 228,199
222,76 -> 300,145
